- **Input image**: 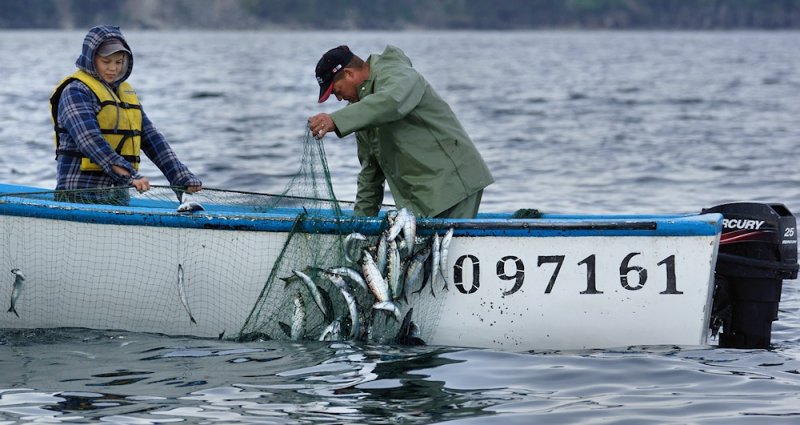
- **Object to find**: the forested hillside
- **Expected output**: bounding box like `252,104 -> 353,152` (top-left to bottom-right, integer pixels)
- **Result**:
2,0 -> 798,29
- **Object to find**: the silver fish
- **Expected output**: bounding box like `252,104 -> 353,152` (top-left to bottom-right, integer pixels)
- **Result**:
319,317 -> 344,341
385,209 -> 399,229
404,246 -> 431,301
373,300 -> 402,322
344,232 -> 367,264
387,239 -> 402,301
292,269 -> 329,319
279,266 -> 314,288
319,269 -> 361,340
375,231 -> 389,275
177,264 -> 197,324
401,209 -> 417,257
339,286 -> 361,340
177,193 -> 204,213
396,237 -> 409,260
430,232 -> 441,297
439,227 -> 454,290
361,249 -> 390,303
318,268 -> 348,289
328,266 -> 368,293
410,321 -> 421,338
387,208 -> 408,241
397,308 -> 425,345
8,268 -> 25,318
291,292 -> 306,341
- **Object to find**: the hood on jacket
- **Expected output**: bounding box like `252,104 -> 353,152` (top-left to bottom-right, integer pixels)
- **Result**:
373,45 -> 413,68
76,25 -> 134,86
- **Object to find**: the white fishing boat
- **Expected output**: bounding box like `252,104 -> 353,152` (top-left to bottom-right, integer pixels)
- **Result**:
0,182 -> 795,351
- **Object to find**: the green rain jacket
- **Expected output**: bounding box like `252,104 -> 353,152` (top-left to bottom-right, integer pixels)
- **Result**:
330,45 -> 494,217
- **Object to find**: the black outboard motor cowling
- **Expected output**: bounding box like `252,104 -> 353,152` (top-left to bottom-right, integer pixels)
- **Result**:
703,202 -> 798,349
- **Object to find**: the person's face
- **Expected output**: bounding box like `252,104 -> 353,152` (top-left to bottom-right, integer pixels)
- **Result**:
331,69 -> 361,103
94,52 -> 126,84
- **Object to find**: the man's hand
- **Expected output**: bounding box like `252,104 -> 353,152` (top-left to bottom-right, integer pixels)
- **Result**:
131,177 -> 150,193
112,164 -> 150,193
308,113 -> 336,139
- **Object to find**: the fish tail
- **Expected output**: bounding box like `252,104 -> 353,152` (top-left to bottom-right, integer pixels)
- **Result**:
8,305 -> 19,318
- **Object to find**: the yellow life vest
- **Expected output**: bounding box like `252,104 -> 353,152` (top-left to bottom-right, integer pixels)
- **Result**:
50,70 -> 142,172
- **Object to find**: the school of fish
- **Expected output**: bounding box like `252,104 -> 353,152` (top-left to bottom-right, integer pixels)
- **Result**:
280,208 -> 454,344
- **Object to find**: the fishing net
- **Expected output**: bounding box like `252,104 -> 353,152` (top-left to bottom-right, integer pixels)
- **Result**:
0,131 -> 447,344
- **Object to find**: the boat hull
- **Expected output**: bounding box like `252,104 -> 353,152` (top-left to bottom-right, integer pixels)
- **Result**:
428,234 -> 718,350
0,184 -> 722,350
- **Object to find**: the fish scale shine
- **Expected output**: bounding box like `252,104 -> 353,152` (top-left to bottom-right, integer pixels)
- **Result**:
292,269 -> 329,319
401,209 -> 417,257
291,292 -> 305,341
8,268 -> 26,318
439,228 -> 454,290
361,249 -> 390,303
328,266 -> 368,292
387,239 -> 402,301
404,246 -> 431,300
431,233 -> 441,296
177,264 -> 197,324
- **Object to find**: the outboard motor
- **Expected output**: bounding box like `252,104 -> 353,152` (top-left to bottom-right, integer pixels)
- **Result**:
703,202 -> 798,349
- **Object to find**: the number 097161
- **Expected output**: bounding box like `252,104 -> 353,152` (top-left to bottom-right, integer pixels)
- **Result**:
452,253 -> 682,296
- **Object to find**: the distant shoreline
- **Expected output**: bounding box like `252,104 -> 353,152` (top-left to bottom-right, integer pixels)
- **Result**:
3,0 -> 799,31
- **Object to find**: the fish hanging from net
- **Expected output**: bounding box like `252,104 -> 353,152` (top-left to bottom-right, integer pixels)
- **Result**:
0,130 -> 450,345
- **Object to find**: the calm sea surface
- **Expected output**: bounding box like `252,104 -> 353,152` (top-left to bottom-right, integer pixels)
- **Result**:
1,30 -> 799,423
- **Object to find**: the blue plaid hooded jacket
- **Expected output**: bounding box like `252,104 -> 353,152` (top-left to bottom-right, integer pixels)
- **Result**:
53,25 -> 201,190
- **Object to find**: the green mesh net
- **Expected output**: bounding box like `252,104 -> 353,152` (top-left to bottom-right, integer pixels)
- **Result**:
0,131 -> 447,344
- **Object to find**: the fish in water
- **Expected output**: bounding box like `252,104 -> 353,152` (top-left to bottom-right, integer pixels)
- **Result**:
279,290 -> 309,341
319,317 -> 344,341
291,292 -> 306,341
339,285 -> 361,340
397,308 -> 425,346
8,268 -> 26,318
177,264 -> 197,324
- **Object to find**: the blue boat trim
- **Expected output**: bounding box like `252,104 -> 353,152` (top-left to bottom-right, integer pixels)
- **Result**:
0,184 -> 722,237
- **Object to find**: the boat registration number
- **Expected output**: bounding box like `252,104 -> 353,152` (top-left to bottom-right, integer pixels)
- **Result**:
451,252 -> 682,296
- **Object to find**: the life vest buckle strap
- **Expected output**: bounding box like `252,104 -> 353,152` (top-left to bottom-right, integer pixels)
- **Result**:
100,129 -> 141,136
55,149 -> 82,158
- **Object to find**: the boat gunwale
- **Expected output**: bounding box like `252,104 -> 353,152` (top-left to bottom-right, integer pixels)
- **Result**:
0,190 -> 723,238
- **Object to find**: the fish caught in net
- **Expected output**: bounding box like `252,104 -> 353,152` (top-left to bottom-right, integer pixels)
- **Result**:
0,130 -> 452,345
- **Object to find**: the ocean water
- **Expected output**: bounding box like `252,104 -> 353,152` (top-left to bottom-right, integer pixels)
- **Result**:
1,30 -> 799,423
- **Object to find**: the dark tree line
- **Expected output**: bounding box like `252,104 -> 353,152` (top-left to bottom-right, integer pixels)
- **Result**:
3,0 -> 799,29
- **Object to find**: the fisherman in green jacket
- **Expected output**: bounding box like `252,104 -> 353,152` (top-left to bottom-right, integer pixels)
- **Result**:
308,45 -> 494,218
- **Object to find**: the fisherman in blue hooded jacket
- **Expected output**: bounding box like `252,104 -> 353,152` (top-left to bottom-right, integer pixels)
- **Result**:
51,25 -> 201,198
